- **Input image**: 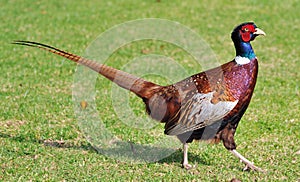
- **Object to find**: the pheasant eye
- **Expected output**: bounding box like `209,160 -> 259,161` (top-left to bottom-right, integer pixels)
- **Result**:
244,28 -> 249,32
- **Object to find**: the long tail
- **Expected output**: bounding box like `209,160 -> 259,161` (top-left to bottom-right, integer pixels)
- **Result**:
13,40 -> 160,99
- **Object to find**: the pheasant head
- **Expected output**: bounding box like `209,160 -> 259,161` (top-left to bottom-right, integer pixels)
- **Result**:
231,22 -> 266,64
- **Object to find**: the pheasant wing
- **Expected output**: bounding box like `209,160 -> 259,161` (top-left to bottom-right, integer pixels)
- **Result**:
165,92 -> 238,135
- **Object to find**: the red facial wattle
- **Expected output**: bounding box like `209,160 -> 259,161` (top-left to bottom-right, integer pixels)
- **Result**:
240,24 -> 256,42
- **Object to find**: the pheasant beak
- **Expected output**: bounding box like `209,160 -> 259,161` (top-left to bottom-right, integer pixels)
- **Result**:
254,28 -> 266,36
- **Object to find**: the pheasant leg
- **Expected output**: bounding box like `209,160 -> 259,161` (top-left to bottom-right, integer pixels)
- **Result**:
230,149 -> 264,172
182,143 -> 192,169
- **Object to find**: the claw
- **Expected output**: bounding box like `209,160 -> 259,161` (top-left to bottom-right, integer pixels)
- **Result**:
182,163 -> 193,170
243,162 -> 265,172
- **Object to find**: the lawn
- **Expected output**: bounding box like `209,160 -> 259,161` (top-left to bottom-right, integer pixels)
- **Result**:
1,0 -> 299,181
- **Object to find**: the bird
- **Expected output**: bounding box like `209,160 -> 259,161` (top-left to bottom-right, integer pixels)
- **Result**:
13,22 -> 266,172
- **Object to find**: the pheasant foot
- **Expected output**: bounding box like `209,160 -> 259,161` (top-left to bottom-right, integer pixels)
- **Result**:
230,149 -> 265,172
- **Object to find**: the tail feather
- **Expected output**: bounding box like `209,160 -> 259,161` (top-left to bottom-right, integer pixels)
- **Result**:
13,40 -> 160,99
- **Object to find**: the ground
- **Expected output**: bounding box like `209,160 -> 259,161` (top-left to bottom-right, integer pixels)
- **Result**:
1,0 -> 299,181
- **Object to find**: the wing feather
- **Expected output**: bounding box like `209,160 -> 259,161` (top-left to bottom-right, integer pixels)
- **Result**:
165,92 -> 238,135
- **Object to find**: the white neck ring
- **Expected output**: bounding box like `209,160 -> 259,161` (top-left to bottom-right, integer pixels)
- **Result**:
235,56 -> 251,65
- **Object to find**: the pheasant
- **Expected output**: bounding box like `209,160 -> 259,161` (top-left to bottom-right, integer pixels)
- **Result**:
13,22 -> 266,171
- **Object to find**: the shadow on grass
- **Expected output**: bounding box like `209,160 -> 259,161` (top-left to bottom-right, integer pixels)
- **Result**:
0,131 -> 209,166
0,131 -> 95,152
157,149 -> 210,166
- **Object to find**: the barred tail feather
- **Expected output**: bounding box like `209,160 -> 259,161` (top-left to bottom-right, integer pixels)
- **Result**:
13,40 -> 159,99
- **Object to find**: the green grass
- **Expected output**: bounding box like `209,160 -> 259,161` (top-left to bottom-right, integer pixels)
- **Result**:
1,0 -> 300,181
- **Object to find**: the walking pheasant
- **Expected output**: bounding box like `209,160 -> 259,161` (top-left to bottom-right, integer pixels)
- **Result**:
14,22 -> 266,171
